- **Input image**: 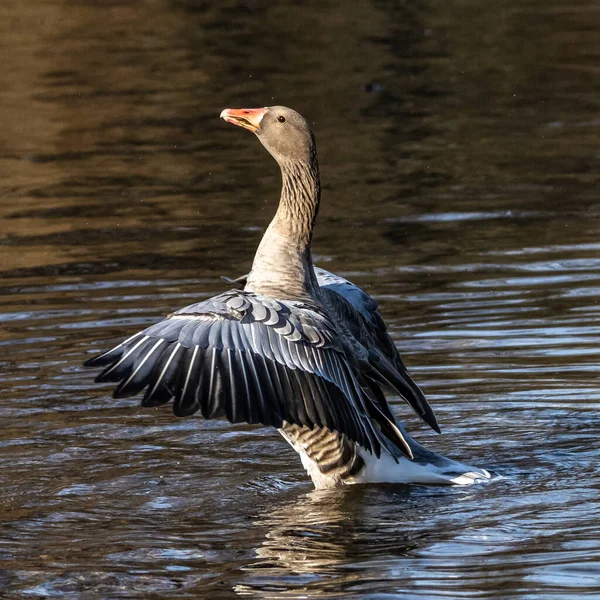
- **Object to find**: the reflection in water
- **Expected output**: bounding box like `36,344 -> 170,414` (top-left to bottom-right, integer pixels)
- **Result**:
235,488 -> 414,597
254,489 -> 411,571
253,491 -> 367,573
1,0 -> 600,597
236,477 -> 600,598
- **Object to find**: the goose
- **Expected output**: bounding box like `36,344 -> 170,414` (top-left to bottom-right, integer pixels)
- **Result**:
84,106 -> 491,489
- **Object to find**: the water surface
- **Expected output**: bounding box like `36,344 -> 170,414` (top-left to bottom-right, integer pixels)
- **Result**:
1,1 -> 600,598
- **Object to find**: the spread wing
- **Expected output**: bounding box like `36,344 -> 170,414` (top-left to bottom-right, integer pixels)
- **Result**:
315,267 -> 440,433
84,290 -> 412,458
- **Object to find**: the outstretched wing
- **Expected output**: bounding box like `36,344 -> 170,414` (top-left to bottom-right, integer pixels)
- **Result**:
84,290 -> 412,458
315,267 -> 440,433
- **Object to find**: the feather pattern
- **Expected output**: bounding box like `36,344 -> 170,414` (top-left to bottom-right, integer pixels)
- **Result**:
84,290 -> 412,457
316,267 -> 439,433
216,266 -> 440,433
82,105 -> 478,488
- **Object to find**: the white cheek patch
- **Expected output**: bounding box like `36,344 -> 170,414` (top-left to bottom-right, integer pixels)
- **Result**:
257,108 -> 267,125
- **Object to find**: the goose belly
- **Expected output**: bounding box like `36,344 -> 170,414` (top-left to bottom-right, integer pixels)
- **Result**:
350,450 -> 492,486
279,424 -> 491,489
278,423 -> 364,490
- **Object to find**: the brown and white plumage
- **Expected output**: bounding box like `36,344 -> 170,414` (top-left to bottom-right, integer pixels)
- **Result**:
85,106 -> 491,488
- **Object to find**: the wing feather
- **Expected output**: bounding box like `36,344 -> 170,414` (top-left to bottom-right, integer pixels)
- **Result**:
174,347 -> 207,417
317,269 -> 440,434
174,346 -> 199,410
96,336 -> 152,383
142,342 -> 182,406
85,290 -> 414,457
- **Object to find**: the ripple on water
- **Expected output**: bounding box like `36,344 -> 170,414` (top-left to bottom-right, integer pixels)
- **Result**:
1,0 -> 600,597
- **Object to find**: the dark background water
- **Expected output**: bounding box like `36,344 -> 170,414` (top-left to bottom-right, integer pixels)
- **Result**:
1,1 -> 600,598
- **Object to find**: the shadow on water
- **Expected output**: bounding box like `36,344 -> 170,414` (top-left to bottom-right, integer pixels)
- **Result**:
1,0 -> 600,598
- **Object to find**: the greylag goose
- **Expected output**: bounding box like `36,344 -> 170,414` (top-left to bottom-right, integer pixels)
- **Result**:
84,106 -> 491,489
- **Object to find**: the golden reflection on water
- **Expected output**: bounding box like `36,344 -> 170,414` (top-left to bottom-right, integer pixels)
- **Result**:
254,490 -> 374,572
1,0 -> 600,597
236,490 -> 372,597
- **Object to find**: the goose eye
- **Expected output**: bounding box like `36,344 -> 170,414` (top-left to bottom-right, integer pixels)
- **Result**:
277,116 -> 286,123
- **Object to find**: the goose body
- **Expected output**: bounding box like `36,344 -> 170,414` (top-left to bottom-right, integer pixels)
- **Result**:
85,106 -> 491,489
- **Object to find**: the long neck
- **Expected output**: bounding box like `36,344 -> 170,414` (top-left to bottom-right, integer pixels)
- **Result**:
245,153 -> 321,300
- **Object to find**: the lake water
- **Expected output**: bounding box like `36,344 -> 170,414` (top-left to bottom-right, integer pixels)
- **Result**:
1,0 -> 600,598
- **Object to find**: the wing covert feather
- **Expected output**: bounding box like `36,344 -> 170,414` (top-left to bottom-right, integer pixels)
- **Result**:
316,268 -> 440,433
85,290 -> 396,455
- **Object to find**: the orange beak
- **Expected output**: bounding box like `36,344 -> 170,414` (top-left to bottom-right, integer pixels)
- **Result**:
220,107 -> 268,132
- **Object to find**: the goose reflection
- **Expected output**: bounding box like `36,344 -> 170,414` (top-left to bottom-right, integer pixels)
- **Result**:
234,485 -> 421,597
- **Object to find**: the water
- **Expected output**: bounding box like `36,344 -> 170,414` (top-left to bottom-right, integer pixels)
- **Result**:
1,0 -> 599,597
